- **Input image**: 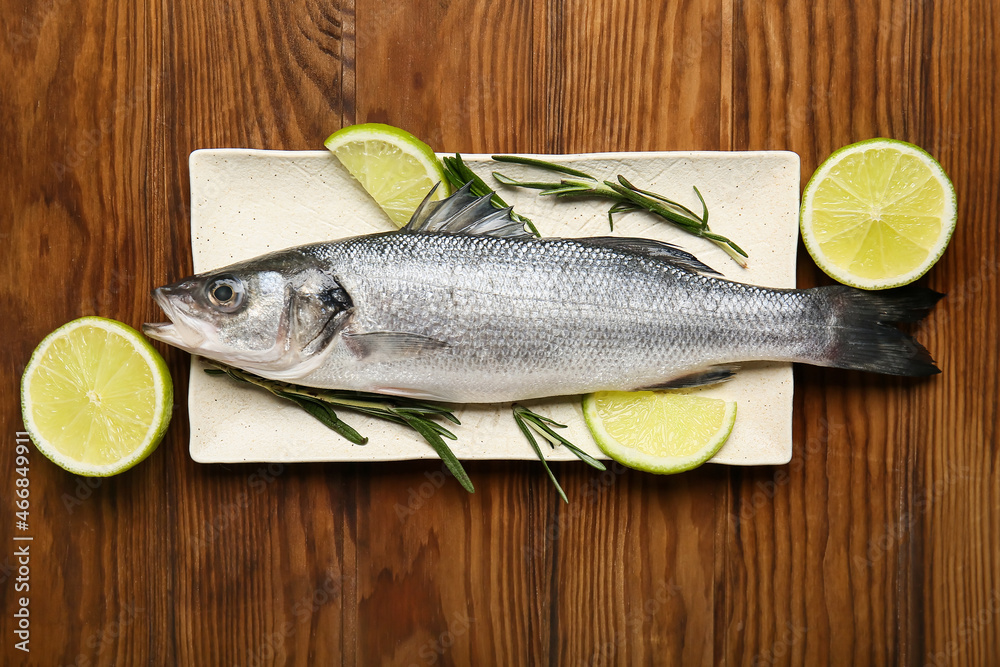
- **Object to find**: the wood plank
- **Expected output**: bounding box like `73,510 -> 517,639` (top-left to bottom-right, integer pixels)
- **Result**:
1,1 -> 172,665
353,1 -> 731,665
730,0 -> 921,663
2,0 -> 998,664
353,3 -> 547,664
538,0 -> 730,153
160,1 -> 357,665
539,2 -> 732,662
0,0 -> 357,665
915,1 -> 1000,665
730,1 -> 1000,665
355,0 -> 538,153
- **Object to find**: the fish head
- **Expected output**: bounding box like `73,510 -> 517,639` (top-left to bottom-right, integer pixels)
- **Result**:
143,251 -> 352,377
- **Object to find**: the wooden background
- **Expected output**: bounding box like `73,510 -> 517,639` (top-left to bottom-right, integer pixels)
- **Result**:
1,0 -> 998,664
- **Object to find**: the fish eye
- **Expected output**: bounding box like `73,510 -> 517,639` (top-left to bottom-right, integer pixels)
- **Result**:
207,276 -> 245,313
214,284 -> 233,301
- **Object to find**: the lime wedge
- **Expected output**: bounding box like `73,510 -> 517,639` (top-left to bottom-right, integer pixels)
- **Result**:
582,391 -> 736,474
801,138 -> 957,289
20,317 -> 173,476
325,123 -> 449,226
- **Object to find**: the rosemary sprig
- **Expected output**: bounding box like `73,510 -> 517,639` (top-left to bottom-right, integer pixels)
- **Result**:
440,153 -> 540,236
491,155 -> 749,267
203,364 -> 611,499
204,362 -> 474,493
512,404 -> 606,503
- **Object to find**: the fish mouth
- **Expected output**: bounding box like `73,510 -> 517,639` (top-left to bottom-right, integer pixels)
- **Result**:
142,285 -> 207,352
141,321 -> 185,346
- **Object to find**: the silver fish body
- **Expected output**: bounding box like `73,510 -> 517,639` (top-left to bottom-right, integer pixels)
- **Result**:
144,186 -> 940,402
294,232 -> 817,401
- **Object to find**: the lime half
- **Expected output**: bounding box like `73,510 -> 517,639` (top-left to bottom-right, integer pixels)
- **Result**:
21,317 -> 173,476
325,123 -> 449,226
801,138 -> 957,289
583,391 -> 736,474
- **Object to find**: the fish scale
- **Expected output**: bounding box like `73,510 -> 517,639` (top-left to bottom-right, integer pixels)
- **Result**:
293,232 -> 823,402
145,185 -> 941,402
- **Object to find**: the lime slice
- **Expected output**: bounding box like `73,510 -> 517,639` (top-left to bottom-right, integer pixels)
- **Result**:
20,317 -> 173,476
583,391 -> 736,474
325,123 -> 449,226
801,138 -> 957,290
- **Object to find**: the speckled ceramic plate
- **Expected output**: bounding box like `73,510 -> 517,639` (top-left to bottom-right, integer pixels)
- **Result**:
185,149 -> 800,466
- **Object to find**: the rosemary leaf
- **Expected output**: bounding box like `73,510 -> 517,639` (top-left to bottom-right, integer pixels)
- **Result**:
491,155 -> 749,267
607,201 -> 640,230
513,408 -> 568,503
694,186 -> 709,227
203,361 -> 473,492
512,404 -> 612,501
618,175 -> 704,223
395,410 -> 459,440
492,154 -> 594,179
603,182 -> 703,231
280,392 -> 368,445
441,154 -> 540,236
524,423 -> 604,470
491,172 -> 564,191
441,162 -> 469,193
513,405 -> 606,471
544,185 -> 595,197
397,412 -> 474,493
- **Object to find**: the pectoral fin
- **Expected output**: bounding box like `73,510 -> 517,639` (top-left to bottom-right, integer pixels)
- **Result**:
639,365 -> 738,390
343,331 -> 449,362
373,386 -> 455,402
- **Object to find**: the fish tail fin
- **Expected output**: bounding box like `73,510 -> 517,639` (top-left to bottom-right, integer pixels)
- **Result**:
817,285 -> 944,376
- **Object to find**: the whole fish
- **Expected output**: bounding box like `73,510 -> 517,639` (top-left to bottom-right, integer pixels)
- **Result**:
143,184 -> 941,403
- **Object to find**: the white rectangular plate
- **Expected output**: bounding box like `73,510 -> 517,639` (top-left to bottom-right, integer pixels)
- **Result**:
187,149 -> 800,466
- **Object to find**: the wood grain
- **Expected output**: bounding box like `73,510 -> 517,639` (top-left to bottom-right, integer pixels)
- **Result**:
353,2 -> 731,665
731,3 -> 921,663
159,2 -> 358,666
732,2 -> 1000,666
915,2 -> 1000,665
1,0 -> 999,665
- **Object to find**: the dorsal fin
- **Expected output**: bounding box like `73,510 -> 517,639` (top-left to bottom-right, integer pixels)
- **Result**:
581,236 -> 721,276
403,182 -> 533,238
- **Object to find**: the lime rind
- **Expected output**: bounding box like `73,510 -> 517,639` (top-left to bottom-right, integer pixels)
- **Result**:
801,138 -> 957,290
20,317 -> 173,477
582,391 -> 737,475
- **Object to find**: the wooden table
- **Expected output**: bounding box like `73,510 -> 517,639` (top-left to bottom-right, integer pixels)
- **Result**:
2,1 -> 997,664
